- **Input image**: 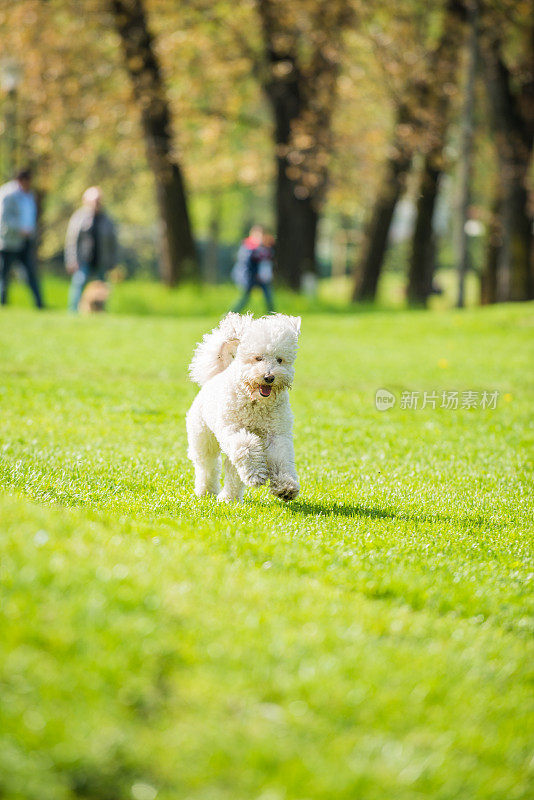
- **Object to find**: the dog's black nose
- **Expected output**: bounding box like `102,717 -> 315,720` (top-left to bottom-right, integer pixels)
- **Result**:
264,374 -> 275,384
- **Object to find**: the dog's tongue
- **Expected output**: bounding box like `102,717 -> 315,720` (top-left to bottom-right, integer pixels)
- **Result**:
259,385 -> 272,397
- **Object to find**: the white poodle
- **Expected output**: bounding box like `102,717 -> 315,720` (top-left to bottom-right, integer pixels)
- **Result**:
186,312 -> 301,503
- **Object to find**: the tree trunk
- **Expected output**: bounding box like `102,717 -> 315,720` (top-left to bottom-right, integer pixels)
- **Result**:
406,0 -> 467,306
352,0 -> 467,303
34,186 -> 46,257
262,44 -> 318,289
407,156 -> 441,305
352,145 -> 412,301
481,188 -> 501,304
276,157 -> 318,290
204,193 -> 221,284
258,0 -> 347,289
110,0 -> 196,286
455,3 -> 477,308
479,15 -> 533,301
496,169 -> 532,301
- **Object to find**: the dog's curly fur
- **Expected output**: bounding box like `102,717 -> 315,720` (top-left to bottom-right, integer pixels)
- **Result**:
186,312 -> 301,503
78,280 -> 110,314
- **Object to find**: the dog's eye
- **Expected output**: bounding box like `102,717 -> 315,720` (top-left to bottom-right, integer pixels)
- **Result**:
276,357 -> 283,364
255,356 -> 263,361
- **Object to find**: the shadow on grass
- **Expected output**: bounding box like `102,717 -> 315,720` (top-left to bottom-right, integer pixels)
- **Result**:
287,499 -> 399,520
282,498 -> 486,528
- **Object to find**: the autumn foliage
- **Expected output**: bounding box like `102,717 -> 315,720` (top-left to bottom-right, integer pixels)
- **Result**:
0,0 -> 531,301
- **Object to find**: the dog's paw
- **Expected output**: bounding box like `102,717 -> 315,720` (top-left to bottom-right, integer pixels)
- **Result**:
194,486 -> 217,498
270,475 -> 300,501
217,489 -> 243,504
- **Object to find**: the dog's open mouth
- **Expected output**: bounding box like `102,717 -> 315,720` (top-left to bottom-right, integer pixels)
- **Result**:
259,385 -> 272,397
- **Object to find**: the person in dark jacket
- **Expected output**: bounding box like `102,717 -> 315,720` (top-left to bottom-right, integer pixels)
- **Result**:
232,226 -> 275,313
65,186 -> 118,312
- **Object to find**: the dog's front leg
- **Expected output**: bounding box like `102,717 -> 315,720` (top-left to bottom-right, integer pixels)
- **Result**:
217,428 -> 269,488
217,457 -> 245,503
265,436 -> 300,501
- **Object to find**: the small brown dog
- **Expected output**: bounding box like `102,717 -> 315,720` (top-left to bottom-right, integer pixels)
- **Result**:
79,281 -> 110,314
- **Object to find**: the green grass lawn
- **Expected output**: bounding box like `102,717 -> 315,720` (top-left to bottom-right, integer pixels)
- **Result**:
0,298 -> 533,800
6,268 -> 480,316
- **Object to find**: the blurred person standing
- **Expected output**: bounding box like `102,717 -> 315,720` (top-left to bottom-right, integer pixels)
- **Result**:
0,168 -> 44,308
65,187 -> 118,312
232,226 -> 275,313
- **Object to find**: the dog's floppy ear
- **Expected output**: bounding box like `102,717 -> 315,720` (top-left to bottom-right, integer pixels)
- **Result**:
218,312 -> 252,343
288,316 -> 301,336
188,312 -> 253,386
216,312 -> 252,363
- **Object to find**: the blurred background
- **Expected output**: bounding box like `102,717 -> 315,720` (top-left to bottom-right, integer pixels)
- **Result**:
0,0 -> 532,310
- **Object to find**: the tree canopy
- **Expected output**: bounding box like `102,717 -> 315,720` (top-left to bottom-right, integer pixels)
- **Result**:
0,0 -> 531,299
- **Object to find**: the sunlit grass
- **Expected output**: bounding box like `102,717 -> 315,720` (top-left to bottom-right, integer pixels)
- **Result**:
6,266 -> 480,317
0,300 -> 532,799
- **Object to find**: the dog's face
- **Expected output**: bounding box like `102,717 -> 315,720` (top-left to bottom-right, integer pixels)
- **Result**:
235,315 -> 301,400
79,280 -> 110,314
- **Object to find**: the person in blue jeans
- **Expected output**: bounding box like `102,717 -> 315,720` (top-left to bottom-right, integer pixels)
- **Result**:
232,227 -> 275,314
65,186 -> 118,311
0,168 -> 44,308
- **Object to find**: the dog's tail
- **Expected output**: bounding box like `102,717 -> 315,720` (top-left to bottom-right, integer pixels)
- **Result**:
188,312 -> 251,386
